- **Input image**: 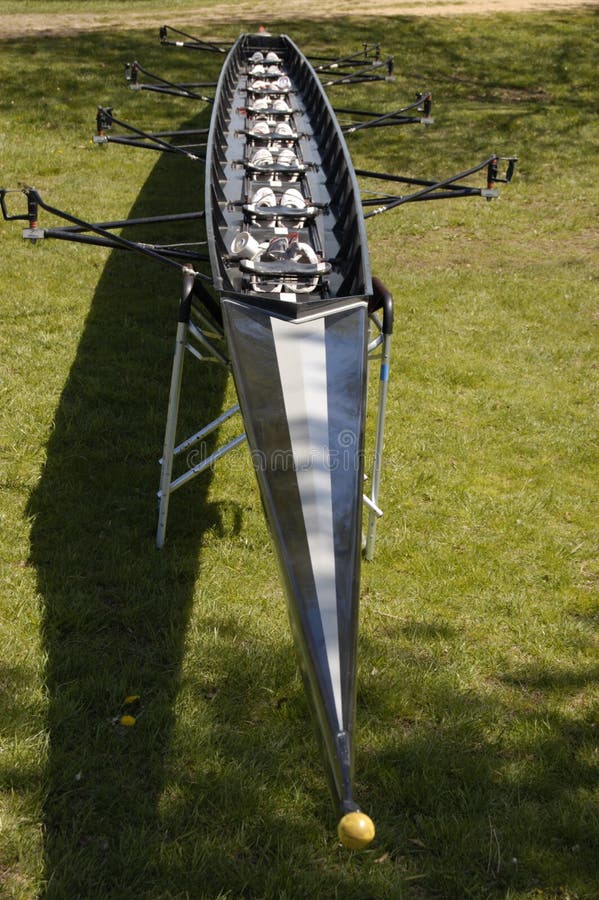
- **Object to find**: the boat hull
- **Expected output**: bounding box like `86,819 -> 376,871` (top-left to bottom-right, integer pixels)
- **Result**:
206,32 -> 374,825
223,297 -> 368,813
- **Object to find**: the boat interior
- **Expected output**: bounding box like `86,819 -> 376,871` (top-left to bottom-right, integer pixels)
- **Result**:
205,33 -> 372,311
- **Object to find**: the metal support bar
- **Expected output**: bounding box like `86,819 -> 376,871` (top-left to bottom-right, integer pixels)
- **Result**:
166,404 -> 241,460
322,73 -> 393,88
96,107 -> 205,160
187,320 -> 230,365
341,94 -> 433,133
368,333 -> 383,353
362,188 -> 494,211
358,154 -> 517,217
95,134 -> 206,154
124,61 -> 215,102
167,434 -> 247,494
30,227 -> 209,261
343,115 -> 431,133
45,209 -> 206,234
156,269 -> 195,548
159,24 -> 230,54
365,277 -> 394,561
321,57 -> 394,87
309,44 -> 381,70
363,494 -> 383,518
129,82 -> 214,102
357,168 -> 482,192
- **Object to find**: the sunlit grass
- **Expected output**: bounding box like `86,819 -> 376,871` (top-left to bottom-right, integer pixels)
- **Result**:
0,0 -> 230,13
0,8 -> 597,899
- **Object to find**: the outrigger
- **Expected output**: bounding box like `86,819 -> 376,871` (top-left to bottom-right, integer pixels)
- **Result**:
1,25 -> 516,848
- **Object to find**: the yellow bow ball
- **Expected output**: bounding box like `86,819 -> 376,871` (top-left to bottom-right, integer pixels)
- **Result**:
337,812 -> 375,850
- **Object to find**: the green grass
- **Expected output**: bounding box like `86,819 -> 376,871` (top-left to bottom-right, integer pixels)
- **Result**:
0,0 -> 228,13
1,8 -> 598,899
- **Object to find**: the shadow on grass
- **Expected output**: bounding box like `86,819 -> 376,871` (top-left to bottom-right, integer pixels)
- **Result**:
24,108 -> 239,893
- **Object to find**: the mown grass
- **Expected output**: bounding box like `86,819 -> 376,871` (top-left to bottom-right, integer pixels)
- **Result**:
0,9 -> 597,899
0,0 -> 229,14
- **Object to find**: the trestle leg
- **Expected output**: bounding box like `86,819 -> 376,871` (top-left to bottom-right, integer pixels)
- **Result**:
365,277 -> 394,561
156,268 -> 196,548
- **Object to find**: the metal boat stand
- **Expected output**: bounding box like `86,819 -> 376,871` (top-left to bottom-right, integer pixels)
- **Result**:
365,276 -> 394,561
156,267 -> 393,558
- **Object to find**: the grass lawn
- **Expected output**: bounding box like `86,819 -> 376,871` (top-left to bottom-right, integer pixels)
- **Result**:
0,8 -> 597,899
0,0 -> 230,13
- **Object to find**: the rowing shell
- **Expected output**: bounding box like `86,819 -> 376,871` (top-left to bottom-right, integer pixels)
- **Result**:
205,32 -> 375,845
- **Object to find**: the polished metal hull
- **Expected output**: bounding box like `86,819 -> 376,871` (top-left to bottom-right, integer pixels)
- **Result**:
206,33 -> 373,822
223,298 -> 368,813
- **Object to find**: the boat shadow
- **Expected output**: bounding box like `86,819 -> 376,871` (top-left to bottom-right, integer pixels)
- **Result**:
24,129 -> 244,894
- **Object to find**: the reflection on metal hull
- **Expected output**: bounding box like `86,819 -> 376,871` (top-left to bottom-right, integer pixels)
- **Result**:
223,298 -> 368,813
